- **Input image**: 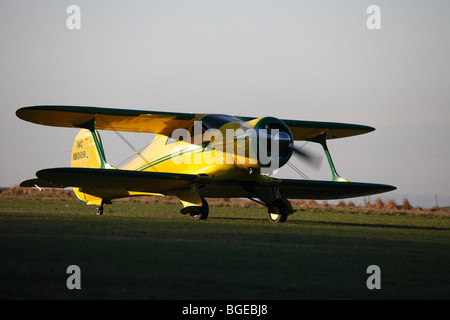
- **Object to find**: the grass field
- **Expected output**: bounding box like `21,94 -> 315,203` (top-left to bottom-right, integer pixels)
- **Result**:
1,197 -> 449,300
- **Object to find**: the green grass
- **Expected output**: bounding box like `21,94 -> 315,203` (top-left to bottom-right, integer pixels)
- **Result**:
1,198 -> 449,299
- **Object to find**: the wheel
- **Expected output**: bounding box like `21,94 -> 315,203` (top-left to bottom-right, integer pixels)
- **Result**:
95,206 -> 103,216
190,198 -> 209,220
268,212 -> 287,223
268,200 -> 288,223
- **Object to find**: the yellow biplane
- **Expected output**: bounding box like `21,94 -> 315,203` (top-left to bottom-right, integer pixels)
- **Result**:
16,105 -> 395,222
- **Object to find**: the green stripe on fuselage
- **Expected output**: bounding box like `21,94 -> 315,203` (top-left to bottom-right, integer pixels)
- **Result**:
136,145 -> 209,171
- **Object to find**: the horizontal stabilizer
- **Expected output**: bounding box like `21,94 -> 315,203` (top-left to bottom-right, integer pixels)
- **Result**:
20,178 -> 67,189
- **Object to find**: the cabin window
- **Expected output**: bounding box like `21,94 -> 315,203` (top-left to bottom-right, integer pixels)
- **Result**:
199,115 -> 242,132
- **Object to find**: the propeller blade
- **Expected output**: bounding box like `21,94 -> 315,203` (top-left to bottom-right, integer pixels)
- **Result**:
288,143 -> 323,170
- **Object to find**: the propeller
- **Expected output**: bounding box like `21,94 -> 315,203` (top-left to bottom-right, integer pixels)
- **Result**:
287,143 -> 323,170
272,130 -> 322,170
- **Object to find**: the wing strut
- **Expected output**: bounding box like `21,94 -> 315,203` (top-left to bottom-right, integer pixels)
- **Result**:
97,114 -> 151,166
287,161 -> 310,180
308,133 -> 347,182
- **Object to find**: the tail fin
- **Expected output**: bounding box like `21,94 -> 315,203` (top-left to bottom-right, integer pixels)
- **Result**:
72,129 -> 111,206
71,129 -> 108,168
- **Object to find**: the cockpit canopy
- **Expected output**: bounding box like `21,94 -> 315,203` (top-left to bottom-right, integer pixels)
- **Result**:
199,114 -> 242,132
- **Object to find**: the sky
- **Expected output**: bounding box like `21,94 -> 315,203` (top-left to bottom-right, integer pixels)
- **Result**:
1,0 -> 449,208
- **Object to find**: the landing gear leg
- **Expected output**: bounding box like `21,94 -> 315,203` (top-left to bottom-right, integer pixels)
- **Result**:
93,199 -> 111,216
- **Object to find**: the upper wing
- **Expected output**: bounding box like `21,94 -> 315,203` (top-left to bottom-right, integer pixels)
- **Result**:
16,105 -> 201,136
17,106 -> 374,140
281,119 -> 375,140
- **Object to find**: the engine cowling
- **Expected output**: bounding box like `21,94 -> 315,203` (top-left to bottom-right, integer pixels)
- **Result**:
250,116 -> 294,169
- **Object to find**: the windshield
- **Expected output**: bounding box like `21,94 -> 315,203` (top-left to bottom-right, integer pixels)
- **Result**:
199,114 -> 242,131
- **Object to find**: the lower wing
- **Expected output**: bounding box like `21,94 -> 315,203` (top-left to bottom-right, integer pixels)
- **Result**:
21,168 -> 395,202
197,178 -> 396,200
21,168 -> 198,199
275,179 -> 396,199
